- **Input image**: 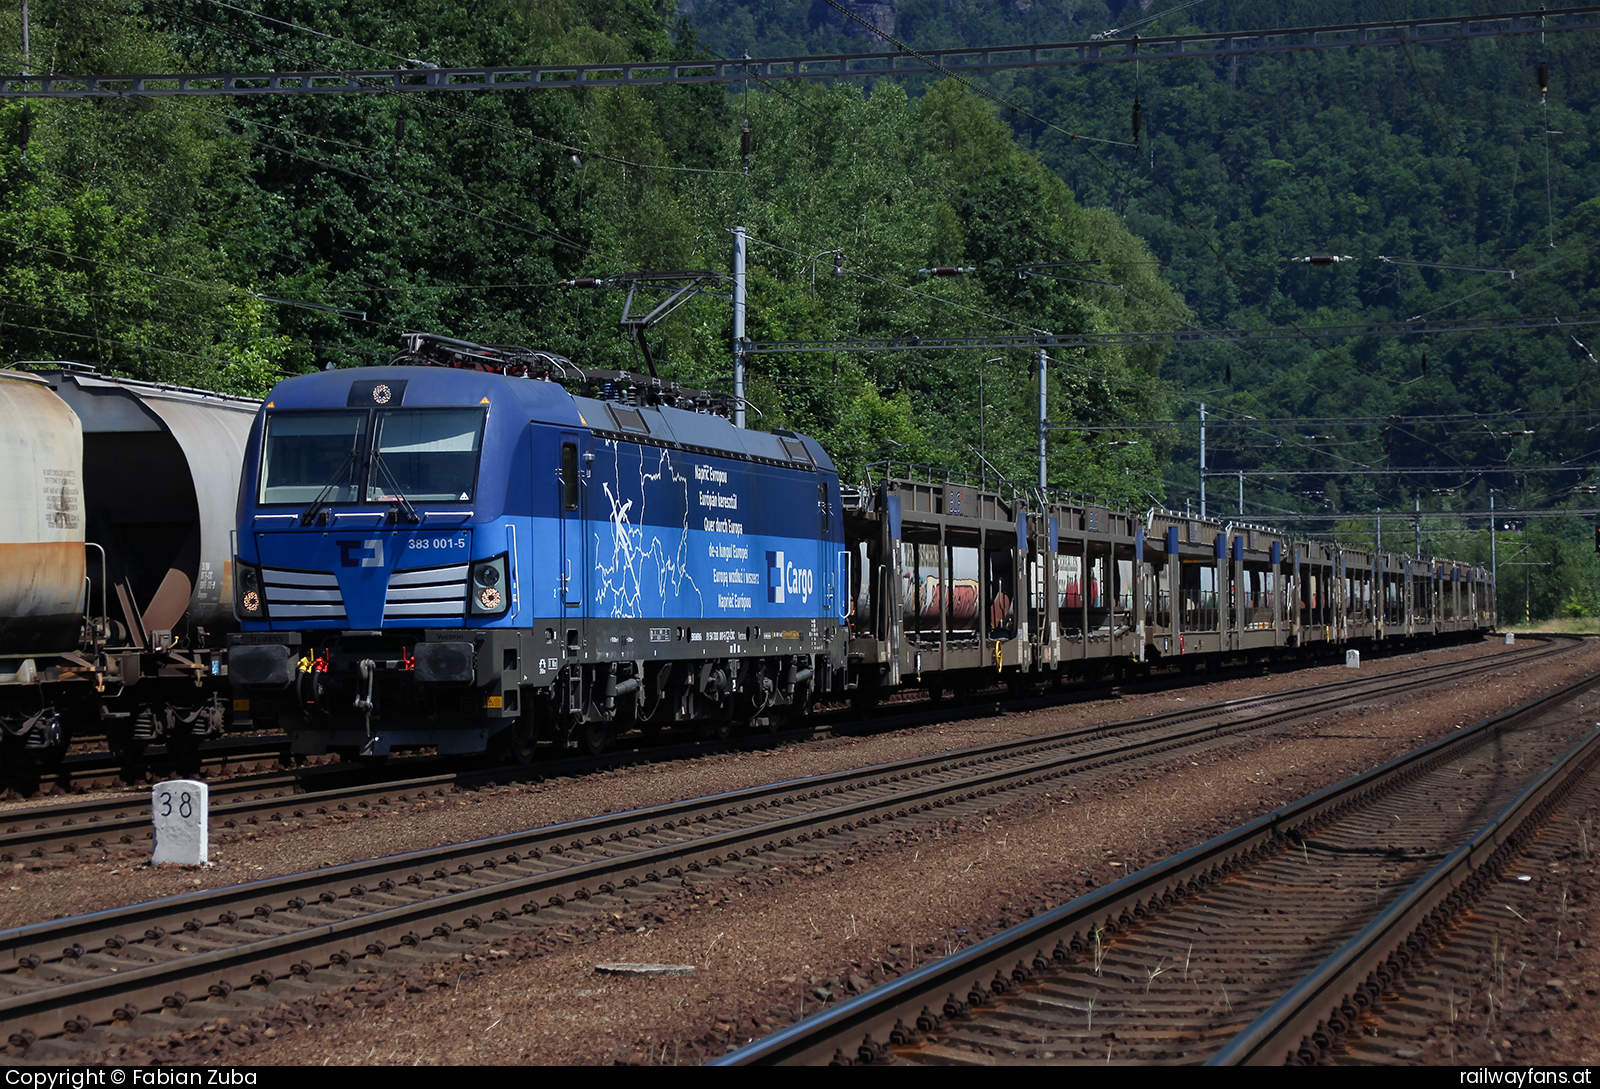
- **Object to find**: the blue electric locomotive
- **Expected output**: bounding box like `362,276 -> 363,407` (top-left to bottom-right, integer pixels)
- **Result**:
228,334 -> 848,760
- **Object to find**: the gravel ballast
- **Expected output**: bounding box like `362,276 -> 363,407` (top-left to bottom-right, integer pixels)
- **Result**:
10,638 -> 1600,1066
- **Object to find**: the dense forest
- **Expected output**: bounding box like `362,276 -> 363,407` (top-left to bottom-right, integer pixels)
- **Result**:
684,0 -> 1600,617
0,0 -> 1184,502
2,0 -> 1598,617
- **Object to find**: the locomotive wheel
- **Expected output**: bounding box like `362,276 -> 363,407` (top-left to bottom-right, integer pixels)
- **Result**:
502,714 -> 539,766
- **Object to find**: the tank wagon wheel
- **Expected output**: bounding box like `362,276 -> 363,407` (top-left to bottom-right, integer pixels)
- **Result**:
851,678 -> 881,713
0,738 -> 41,796
166,729 -> 203,778
108,718 -> 150,783
117,743 -> 149,784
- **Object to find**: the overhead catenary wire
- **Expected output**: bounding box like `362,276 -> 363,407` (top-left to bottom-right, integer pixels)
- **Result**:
741,232 -> 1051,336
15,0 -> 1600,476
159,0 -> 1427,399
114,6 -> 743,178
799,0 -> 1430,386
817,0 -> 1134,148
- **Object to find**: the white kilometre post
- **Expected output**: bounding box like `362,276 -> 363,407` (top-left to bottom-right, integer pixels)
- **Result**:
152,779 -> 209,865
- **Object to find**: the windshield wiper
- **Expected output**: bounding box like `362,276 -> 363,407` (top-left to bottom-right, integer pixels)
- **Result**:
370,451 -> 421,525
300,448 -> 359,526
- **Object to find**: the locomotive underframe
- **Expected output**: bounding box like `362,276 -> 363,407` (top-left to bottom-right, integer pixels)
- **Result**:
232,616 -> 843,759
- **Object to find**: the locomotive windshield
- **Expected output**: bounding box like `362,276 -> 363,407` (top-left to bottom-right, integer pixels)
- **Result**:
259,411 -> 367,505
367,409 -> 483,503
257,408 -> 484,506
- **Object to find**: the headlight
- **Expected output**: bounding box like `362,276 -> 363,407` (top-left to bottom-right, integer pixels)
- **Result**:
469,554 -> 510,616
235,559 -> 267,620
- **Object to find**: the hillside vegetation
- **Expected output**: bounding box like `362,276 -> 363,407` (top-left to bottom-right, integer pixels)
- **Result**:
4,0 -> 1598,615
0,0 -> 1185,502
686,0 -> 1600,616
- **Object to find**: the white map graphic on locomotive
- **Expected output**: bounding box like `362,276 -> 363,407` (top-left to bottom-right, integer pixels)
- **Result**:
589,437 -> 827,620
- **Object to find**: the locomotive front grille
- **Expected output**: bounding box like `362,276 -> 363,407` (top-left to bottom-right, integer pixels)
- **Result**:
384,562 -> 468,621
261,568 -> 347,621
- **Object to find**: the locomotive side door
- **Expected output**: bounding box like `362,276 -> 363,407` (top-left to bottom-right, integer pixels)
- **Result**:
558,433 -> 585,613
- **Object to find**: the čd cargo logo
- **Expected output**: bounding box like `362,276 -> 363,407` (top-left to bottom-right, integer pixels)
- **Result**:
766,550 -> 814,605
338,539 -> 385,568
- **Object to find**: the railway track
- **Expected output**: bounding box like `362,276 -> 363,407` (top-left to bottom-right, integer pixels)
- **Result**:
6,736 -> 294,799
1323,766 -> 1598,1065
0,638 -> 1575,1057
710,673 -> 1600,1065
0,631 -> 1493,809
0,637 -> 1564,863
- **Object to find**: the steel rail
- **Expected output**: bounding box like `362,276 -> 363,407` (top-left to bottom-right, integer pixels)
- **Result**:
0,644 -> 1558,1043
710,670 -> 1600,1065
1209,718 -> 1600,1065
0,638 -> 1555,861
741,313 -> 1600,354
39,735 -> 290,782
